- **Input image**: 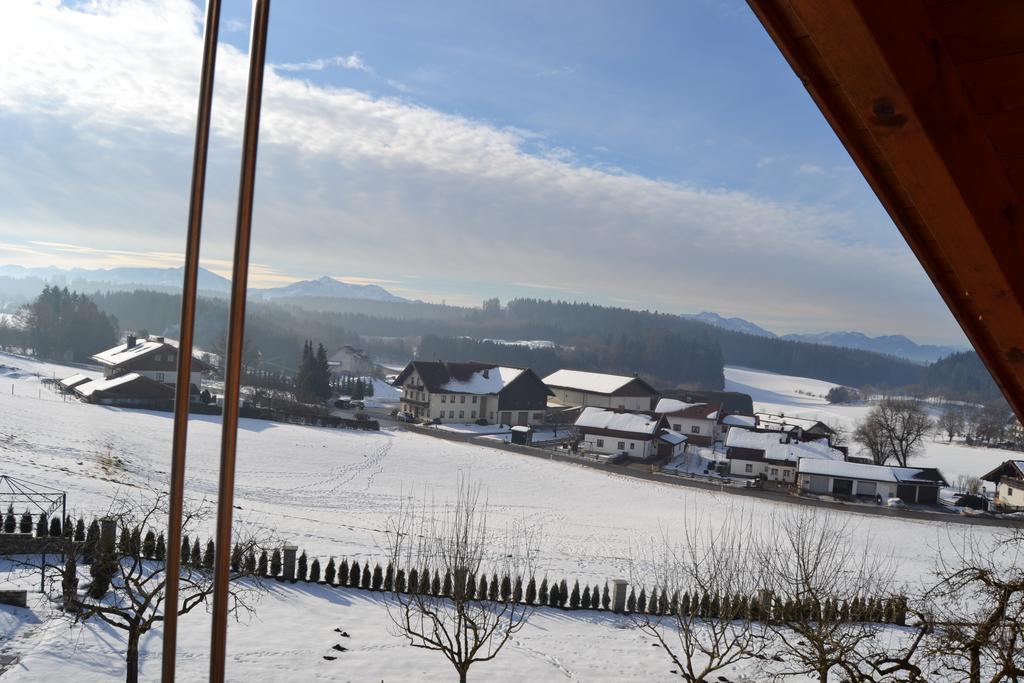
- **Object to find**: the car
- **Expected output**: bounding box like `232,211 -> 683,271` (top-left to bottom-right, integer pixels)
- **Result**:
885,497 -> 907,509
333,399 -> 351,409
395,410 -> 415,422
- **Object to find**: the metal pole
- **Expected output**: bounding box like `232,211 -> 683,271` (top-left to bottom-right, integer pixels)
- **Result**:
162,1 -> 222,680
209,1 -> 270,680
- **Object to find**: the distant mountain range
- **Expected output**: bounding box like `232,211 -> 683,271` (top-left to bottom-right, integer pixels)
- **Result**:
0,265 -> 408,304
683,310 -> 964,364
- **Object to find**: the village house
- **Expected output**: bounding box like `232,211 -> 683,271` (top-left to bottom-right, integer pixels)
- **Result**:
542,369 -> 658,412
797,459 -> 948,505
573,407 -> 685,461
327,345 -> 374,376
724,428 -> 844,483
72,373 -> 176,406
754,412 -> 836,445
393,361 -> 552,425
980,460 -> 1024,512
654,399 -> 723,447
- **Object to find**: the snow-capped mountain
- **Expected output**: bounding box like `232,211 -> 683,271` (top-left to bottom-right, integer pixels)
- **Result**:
250,276 -> 406,302
682,311 -> 776,338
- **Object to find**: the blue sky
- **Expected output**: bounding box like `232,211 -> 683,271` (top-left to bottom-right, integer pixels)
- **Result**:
0,0 -> 965,344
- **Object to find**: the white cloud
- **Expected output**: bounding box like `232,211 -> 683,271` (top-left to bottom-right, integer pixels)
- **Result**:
0,0 -> 963,340
274,53 -> 369,73
797,163 -> 825,175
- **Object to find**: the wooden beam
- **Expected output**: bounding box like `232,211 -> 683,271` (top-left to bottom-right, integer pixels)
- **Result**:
747,0 -> 1024,417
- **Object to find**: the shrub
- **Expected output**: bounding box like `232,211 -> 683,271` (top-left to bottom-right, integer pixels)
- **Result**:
181,535 -> 192,566
202,540 -> 214,569
558,579 -> 568,608
373,564 -> 384,591
477,573 -> 487,600
84,520 -> 100,561
258,550 -> 269,577
270,549 -> 282,577
19,509 -> 32,534
539,578 -> 548,605
64,515 -> 73,538
309,558 -> 321,583
142,530 -> 156,559
155,533 -> 166,561
580,585 -> 590,610
395,568 -> 406,593
190,538 -> 201,567
591,585 -> 600,609
361,564 -> 372,589
488,575 -> 499,601
570,581 -> 581,609
324,558 -> 336,585
3,505 -> 15,533
602,582 -> 610,610
512,576 -> 523,604
350,561 -> 362,587
626,588 -> 636,613
430,570 -> 439,596
230,543 -> 242,572
548,583 -> 560,608
297,552 -> 308,581
339,558 -> 349,586
500,575 -> 512,602
442,569 -> 452,597
407,568 -> 418,594
384,563 -> 395,591
464,572 -> 474,600
420,567 -> 431,595
37,513 -> 49,537
244,551 -> 256,575
48,515 -> 62,537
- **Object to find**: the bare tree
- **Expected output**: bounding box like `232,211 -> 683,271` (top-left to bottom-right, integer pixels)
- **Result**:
938,403 -> 967,442
386,479 -> 537,682
631,508 -> 767,681
756,508 -> 898,682
853,398 -> 931,467
918,528 -> 1024,683
39,493 -> 269,683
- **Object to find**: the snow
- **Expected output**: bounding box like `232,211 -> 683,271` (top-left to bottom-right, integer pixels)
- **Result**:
92,339 -> 167,366
724,428 -> 843,463
657,430 -> 687,445
482,338 -> 558,349
653,398 -> 714,417
0,353 -> 1016,681
574,407 -> 661,435
722,414 -> 756,428
57,373 -> 93,389
74,372 -> 142,397
440,366 -> 523,394
542,369 -> 638,395
797,459 -> 934,483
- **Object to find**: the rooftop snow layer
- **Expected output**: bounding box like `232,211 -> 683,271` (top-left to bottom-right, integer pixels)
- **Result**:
655,399 -> 718,419
798,459 -> 942,483
543,369 -> 639,395
575,407 -> 661,435
658,430 -> 687,445
440,366 -> 523,394
726,429 -> 842,463
75,373 -> 143,397
58,373 -> 92,389
92,339 -> 171,366
722,414 -> 757,428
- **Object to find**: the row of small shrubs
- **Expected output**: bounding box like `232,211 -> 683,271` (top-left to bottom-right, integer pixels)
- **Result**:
2,505 -> 86,539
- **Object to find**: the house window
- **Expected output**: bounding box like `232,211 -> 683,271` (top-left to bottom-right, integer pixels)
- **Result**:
449,410 -> 454,418
617,441 -> 625,450
673,423 -> 681,431
630,443 -> 635,450
490,413 -> 494,420
1010,487 -> 1015,496
156,373 -> 165,382
155,354 -> 162,362
770,468 -> 778,478
744,463 -> 753,474
470,411 -> 476,419
783,470 -> 791,479
691,426 -> 700,434
472,396 -> 477,403
596,439 -> 604,448
460,396 -> 466,404
459,411 -> 464,419
441,395 -> 447,403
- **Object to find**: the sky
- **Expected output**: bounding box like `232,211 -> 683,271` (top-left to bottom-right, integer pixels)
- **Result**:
0,0 -> 968,345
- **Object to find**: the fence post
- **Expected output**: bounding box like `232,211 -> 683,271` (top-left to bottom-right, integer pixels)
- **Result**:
611,578 -> 628,613
282,544 -> 297,581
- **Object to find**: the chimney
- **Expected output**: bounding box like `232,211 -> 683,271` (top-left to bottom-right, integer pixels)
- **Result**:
482,369 -> 489,379
126,333 -> 136,349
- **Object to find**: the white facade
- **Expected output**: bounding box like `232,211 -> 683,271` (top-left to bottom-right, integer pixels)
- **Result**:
728,457 -> 796,483
397,366 -> 545,426
996,480 -> 1024,510
798,472 -> 898,499
553,387 -> 650,411
580,432 -> 656,459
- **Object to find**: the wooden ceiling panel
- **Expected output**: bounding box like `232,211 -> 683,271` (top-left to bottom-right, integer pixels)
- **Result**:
956,52 -> 1024,115
980,110 -> 1024,161
927,0 -> 1024,63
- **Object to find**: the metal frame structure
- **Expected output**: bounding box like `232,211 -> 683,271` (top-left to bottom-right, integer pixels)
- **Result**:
0,475 -> 66,522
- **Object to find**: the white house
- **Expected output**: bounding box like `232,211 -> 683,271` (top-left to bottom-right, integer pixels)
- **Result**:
654,399 -> 721,447
797,459 -> 948,505
543,369 -> 658,411
393,361 -> 552,425
573,407 -> 684,460
327,345 -> 374,376
724,428 -> 844,483
980,460 -> 1024,511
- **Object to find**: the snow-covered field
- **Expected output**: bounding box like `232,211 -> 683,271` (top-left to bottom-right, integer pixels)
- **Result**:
0,354 -> 1017,681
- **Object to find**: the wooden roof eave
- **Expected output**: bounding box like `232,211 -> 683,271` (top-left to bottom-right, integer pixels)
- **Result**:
746,0 -> 1024,419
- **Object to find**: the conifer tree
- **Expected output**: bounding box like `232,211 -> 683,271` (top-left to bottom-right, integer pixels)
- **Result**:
647,588 -> 658,615
230,543 -> 242,572
191,538 -> 202,567
395,568 -> 407,593
155,533 -> 166,561
464,571 -> 475,600
130,528 -> 142,557
37,512 -> 49,537
361,564 -> 372,589
373,564 -> 385,591
4,505 -> 16,533
244,551 -> 256,575
309,558 -> 321,583
626,587 -> 636,613
325,558 -> 336,585
511,576 -> 522,603
591,585 -> 600,609
539,577 -> 549,605
525,576 -> 537,605
477,573 -> 488,600
408,568 -> 419,595
602,582 -> 611,610
637,588 -> 647,614
581,585 -> 591,610
258,551 -> 268,577
430,570 -> 440,596
64,515 -> 73,538
548,582 -> 560,608
202,540 -> 215,569
181,534 -> 192,566
143,530 -> 156,559
558,579 -> 568,608
339,558 -> 349,586
19,509 -> 32,534
384,563 -> 395,592
270,549 -> 282,576
570,580 -> 581,609
48,515 -> 61,537
419,567 -> 432,595
442,569 -> 452,597
83,520 -> 100,560
488,575 -> 499,601
296,551 -> 307,581
349,560 -> 361,587
315,343 -> 332,401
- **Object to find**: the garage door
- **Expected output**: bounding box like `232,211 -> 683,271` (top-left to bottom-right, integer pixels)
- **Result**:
916,486 -> 938,505
832,478 -> 854,495
896,484 -> 917,503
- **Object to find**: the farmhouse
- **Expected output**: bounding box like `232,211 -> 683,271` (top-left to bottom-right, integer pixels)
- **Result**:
542,369 -> 657,411
755,413 -> 836,445
573,407 -> 684,461
654,399 -> 722,447
73,373 -> 176,406
725,428 -> 844,483
327,345 -> 373,376
980,460 -> 1024,512
797,459 -> 948,505
394,361 -> 552,425
92,334 -> 213,388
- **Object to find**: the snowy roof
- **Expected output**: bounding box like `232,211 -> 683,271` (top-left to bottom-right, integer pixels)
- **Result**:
75,373 -> 144,397
722,414 -> 757,428
59,373 -> 93,389
510,425 -> 532,433
725,429 -> 842,464
92,337 -> 213,370
798,459 -> 947,485
658,430 -> 687,445
543,369 -> 654,396
655,399 -> 719,420
575,407 -> 663,435
440,366 -> 523,394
